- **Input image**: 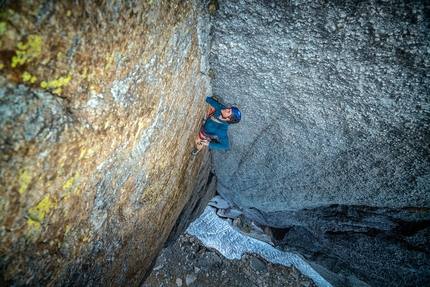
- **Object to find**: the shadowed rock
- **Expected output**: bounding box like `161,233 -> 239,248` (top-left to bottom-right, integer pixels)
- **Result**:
208,0 -> 430,286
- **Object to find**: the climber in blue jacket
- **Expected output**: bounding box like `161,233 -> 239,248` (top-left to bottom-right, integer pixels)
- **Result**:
192,96 -> 241,156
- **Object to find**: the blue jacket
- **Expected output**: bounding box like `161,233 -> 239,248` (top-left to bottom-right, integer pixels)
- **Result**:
203,97 -> 231,150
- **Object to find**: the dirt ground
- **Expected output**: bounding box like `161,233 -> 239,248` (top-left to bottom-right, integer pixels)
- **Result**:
142,233 -> 318,287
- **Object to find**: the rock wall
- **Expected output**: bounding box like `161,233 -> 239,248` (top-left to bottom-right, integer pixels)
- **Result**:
210,0 -> 430,213
207,0 -> 430,286
0,1 -> 213,286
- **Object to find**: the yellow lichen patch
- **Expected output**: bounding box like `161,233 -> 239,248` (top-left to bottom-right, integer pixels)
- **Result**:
28,194 -> 53,223
105,56 -> 114,69
22,71 -> 32,82
85,149 -> 95,158
67,10 -> 71,17
0,22 -> 6,36
63,177 -> 74,191
57,52 -> 63,59
27,218 -> 41,230
47,76 -> 72,88
0,202 -> 3,212
64,210 -> 69,218
81,233 -> 90,242
0,63 -> 4,70
87,71 -> 95,81
18,167 -> 32,194
57,163 -> 64,175
53,88 -> 62,95
11,35 -> 42,68
63,191 -> 71,200
39,74 -> 72,95
79,148 -> 87,160
65,225 -> 71,235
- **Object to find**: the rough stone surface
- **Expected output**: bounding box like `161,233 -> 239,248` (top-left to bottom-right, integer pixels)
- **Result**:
143,233 -> 318,287
211,0 -> 430,211
164,153 -> 217,248
0,1 -> 213,286
246,204 -> 430,287
207,0 -> 430,286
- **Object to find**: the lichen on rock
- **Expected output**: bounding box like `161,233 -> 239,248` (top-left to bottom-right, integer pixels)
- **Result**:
0,0 -> 213,286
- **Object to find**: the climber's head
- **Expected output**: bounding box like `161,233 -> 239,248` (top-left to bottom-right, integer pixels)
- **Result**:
220,107 -> 241,124
229,107 -> 241,124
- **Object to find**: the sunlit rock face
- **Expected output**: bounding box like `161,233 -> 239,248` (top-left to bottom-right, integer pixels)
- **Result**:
0,0 -> 213,286
209,0 -> 430,286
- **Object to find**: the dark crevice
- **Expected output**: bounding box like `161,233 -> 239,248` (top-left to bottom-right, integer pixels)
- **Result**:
395,219 -> 430,237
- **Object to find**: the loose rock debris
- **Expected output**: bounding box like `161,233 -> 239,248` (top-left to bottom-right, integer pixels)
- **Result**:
143,234 -> 318,287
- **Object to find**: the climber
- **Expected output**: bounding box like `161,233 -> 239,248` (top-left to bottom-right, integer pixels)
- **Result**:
191,96 -> 241,156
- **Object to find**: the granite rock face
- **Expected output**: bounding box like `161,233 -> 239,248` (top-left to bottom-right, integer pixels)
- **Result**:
211,0 -> 429,211
0,1 -> 213,286
208,0 -> 430,286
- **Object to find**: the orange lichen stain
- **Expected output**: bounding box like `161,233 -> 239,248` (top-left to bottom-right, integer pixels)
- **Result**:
18,167 -> 32,194
11,35 -> 42,67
